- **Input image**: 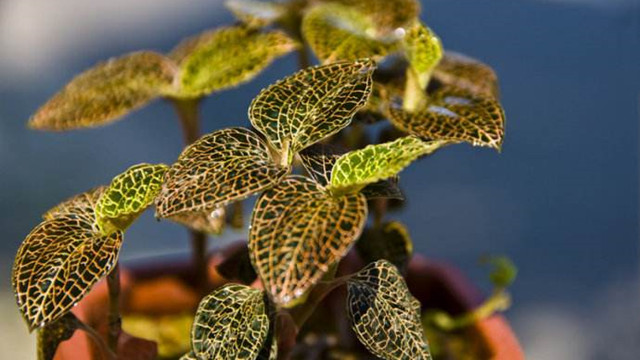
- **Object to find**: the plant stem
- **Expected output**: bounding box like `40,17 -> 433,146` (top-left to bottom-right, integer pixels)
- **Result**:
106,265 -> 121,353
297,46 -> 310,70
171,97 -> 210,294
403,68 -> 427,112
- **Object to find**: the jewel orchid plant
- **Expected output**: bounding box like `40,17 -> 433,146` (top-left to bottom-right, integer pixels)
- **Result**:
13,0 -> 510,359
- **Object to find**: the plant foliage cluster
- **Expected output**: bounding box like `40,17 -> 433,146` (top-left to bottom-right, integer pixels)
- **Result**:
13,0 -> 509,359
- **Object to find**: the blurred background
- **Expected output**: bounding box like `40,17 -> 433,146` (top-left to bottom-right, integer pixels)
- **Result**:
0,0 -> 638,358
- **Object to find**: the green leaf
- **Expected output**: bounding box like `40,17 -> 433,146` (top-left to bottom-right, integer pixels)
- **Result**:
433,51 -> 499,99
330,136 -> 447,194
29,51 -> 177,131
170,26 -> 297,98
388,87 -> 506,150
191,284 -> 269,360
302,3 -> 400,64
95,163 -> 168,234
156,127 -> 288,220
357,222 -> 413,272
37,313 -> 81,360
13,215 -> 123,330
331,0 -> 421,33
249,176 -> 367,306
347,260 -> 431,360
249,59 -> 375,164
42,186 -> 106,221
403,22 -> 443,89
225,0 -> 287,28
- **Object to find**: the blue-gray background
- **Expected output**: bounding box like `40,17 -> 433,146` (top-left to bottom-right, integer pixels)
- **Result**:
0,0 -> 638,358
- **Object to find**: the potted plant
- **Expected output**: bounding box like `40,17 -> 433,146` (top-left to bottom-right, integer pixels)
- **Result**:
12,0 -> 522,359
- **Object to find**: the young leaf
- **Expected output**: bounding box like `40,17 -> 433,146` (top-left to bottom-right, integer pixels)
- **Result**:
347,260 -> 431,360
249,176 -> 367,306
225,0 -> 287,27
249,59 -> 375,165
29,51 -> 177,131
190,284 -> 269,360
95,163 -> 168,234
357,222 -> 413,272
302,3 -> 400,64
403,22 -> 443,89
330,136 -> 447,195
388,87 -> 506,150
13,216 -> 123,330
42,186 -> 106,221
433,52 -> 499,99
170,26 -> 297,98
156,127 -> 288,220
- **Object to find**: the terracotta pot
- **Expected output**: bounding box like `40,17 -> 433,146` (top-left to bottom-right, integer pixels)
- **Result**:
55,244 -> 523,359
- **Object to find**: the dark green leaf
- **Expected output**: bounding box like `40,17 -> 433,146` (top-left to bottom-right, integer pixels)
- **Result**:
156,127 -> 288,221
249,60 -> 375,165
347,260 -> 431,359
249,176 -> 367,306
388,87 -> 506,150
191,284 -> 269,359
357,222 -> 413,272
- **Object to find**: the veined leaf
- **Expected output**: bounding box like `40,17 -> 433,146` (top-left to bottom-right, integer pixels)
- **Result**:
302,3 -> 400,64
42,186 -> 106,221
388,87 -> 506,150
249,60 -> 375,164
347,260 -> 431,360
403,22 -> 443,89
225,0 -> 287,27
300,149 -> 403,200
37,313 -> 82,360
357,222 -> 413,272
95,163 -> 168,234
433,51 -> 499,99
330,0 -> 421,33
330,136 -> 447,195
29,51 -> 177,131
180,352 -> 197,360
13,216 -> 123,330
191,284 -> 269,360
249,176 -> 367,306
156,127 -> 288,220
170,26 -> 297,98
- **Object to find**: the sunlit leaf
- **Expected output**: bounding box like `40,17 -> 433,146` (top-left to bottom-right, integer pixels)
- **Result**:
225,0 -> 287,27
388,87 -> 506,150
433,51 -> 499,98
302,3 -> 400,64
42,186 -> 106,221
249,60 -> 375,164
403,22 -> 443,89
191,284 -> 269,360
357,222 -> 413,272
95,163 -> 168,234
330,136 -> 447,195
156,127 -> 288,220
13,215 -> 123,330
29,51 -> 177,131
249,176 -> 367,306
330,0 -> 421,33
347,260 -> 431,360
37,313 -> 81,360
170,26 -> 297,98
